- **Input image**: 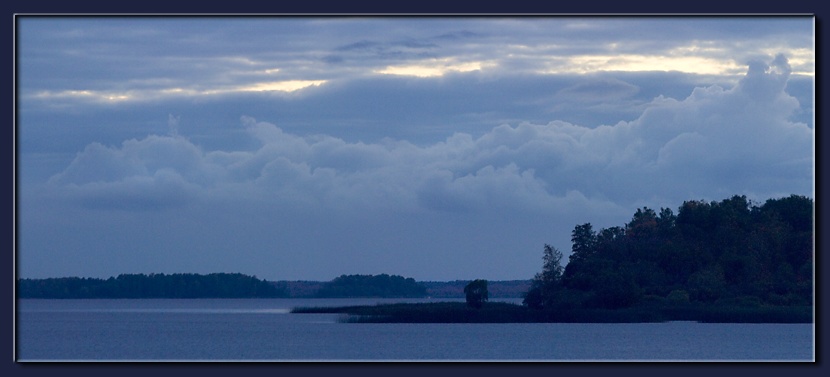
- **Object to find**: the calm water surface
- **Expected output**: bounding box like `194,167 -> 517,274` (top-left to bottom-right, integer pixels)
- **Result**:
16,298 -> 814,361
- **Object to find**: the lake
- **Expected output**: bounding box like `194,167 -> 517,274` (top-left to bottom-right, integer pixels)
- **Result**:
15,298 -> 814,362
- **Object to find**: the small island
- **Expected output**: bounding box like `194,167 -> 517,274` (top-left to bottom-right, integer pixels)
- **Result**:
293,194 -> 813,324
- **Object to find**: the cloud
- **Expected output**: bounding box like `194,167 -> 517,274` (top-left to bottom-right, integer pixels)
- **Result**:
555,78 -> 640,102
45,54 -> 811,219
62,170 -> 199,211
47,134 -> 217,209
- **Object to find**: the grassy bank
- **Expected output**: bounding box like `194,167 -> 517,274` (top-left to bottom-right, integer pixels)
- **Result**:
291,301 -> 812,324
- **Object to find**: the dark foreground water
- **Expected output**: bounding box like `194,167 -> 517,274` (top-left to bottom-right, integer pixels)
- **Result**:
16,299 -> 814,362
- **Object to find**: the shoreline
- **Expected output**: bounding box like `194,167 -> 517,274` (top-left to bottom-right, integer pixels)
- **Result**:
291,301 -> 813,324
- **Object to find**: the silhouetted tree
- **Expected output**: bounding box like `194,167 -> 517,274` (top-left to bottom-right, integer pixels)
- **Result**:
524,244 -> 564,309
562,223 -> 596,290
569,223 -> 596,264
464,279 -> 489,309
539,244 -> 564,287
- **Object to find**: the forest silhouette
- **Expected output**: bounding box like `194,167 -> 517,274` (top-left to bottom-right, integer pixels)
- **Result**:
19,194 -> 813,323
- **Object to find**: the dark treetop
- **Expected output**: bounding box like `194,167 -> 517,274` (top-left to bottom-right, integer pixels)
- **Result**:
524,194 -> 813,311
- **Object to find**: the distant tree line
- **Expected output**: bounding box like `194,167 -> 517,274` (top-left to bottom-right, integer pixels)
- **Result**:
272,279 -> 530,298
419,280 -> 531,298
17,272 -> 491,299
314,274 -> 428,298
524,194 -> 813,311
18,273 -> 287,298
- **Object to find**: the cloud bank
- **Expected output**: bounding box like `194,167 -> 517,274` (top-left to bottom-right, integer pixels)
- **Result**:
48,54 -> 812,216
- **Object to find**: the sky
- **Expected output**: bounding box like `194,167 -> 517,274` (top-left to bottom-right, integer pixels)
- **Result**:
15,16 -> 815,282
